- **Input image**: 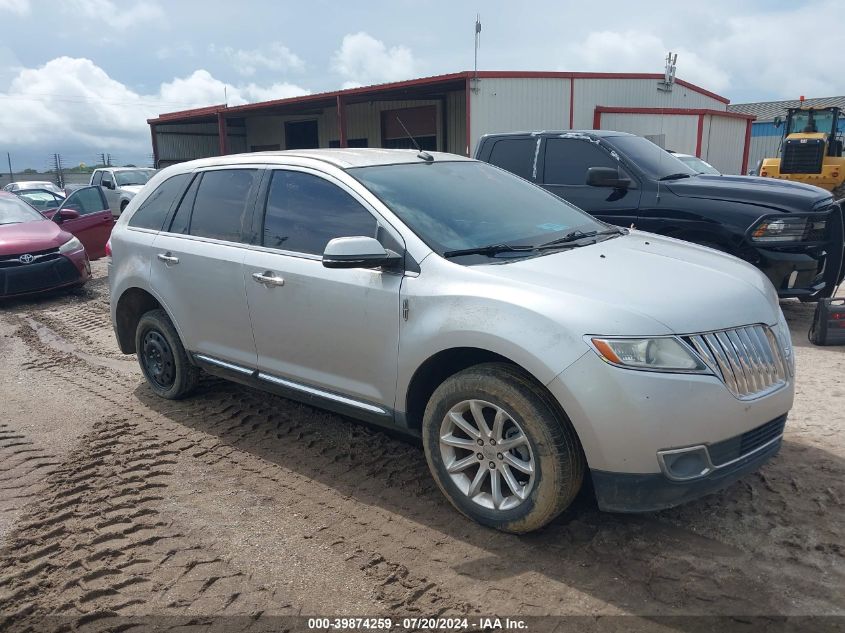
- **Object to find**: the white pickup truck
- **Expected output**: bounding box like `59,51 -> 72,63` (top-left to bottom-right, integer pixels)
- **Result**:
90,167 -> 157,217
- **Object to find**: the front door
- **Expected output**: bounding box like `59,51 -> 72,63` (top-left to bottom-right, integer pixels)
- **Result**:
57,186 -> 114,259
540,138 -> 642,228
100,170 -> 121,216
149,168 -> 261,367
243,167 -> 402,411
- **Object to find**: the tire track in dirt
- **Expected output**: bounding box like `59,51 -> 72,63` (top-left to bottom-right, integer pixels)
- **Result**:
0,423 -> 61,518
13,315 -> 844,619
2,320 -> 479,626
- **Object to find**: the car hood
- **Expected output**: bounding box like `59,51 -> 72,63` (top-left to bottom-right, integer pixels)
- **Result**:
665,174 -> 832,213
0,219 -> 70,256
119,185 -> 143,195
477,232 -> 780,335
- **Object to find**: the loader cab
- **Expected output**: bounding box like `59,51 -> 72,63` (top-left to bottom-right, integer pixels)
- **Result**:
781,106 -> 842,154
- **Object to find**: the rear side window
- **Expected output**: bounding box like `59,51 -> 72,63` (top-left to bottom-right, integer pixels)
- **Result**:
184,169 -> 260,243
543,138 -> 619,185
262,170 -> 377,254
91,171 -> 103,186
128,174 -> 190,230
486,138 -> 538,180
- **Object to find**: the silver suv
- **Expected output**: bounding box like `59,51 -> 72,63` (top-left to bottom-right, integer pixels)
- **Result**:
90,167 -> 157,217
109,150 -> 795,533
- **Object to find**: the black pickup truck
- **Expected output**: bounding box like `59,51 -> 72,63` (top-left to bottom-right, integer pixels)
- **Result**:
475,130 -> 845,300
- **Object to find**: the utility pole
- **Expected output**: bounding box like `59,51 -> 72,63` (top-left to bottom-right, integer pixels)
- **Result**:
52,153 -> 65,188
99,152 -> 106,167
6,152 -> 12,182
107,153 -> 113,167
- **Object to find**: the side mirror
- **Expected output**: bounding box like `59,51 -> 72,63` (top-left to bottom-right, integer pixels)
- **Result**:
586,166 -> 631,189
322,236 -> 401,270
52,208 -> 80,224
102,180 -> 115,190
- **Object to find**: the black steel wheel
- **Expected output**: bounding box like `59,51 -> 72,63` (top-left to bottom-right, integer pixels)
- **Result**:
135,309 -> 199,399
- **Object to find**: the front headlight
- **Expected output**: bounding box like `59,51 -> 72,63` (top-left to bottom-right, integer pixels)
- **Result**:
58,236 -> 83,254
589,336 -> 709,372
751,216 -> 823,243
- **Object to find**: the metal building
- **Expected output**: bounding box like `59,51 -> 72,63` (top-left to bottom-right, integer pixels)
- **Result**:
149,71 -> 755,174
728,96 -> 845,174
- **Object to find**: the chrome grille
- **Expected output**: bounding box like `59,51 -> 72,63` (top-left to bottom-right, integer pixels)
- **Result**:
685,325 -> 788,399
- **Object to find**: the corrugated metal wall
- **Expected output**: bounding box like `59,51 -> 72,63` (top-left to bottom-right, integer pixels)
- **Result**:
468,78 -> 569,156
571,79 -> 727,129
700,116 -> 747,174
155,122 -> 220,164
598,112 -> 699,154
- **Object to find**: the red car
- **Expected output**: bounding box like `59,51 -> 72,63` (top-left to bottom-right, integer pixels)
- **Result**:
13,186 -> 114,260
0,190 -> 105,298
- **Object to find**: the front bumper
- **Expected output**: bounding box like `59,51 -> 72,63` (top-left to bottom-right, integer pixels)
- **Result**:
0,249 -> 89,298
591,425 -> 783,512
753,245 -> 841,300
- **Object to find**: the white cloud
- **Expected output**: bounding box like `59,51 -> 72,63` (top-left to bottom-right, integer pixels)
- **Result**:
156,43 -> 196,61
0,0 -> 29,15
0,57 -> 309,158
64,0 -> 163,30
211,42 -> 305,77
331,32 -> 417,87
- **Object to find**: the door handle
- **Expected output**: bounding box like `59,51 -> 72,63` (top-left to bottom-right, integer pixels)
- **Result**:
252,271 -> 284,287
157,253 -> 179,265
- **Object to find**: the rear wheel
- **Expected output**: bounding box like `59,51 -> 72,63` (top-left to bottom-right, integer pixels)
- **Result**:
422,363 -> 584,534
135,309 -> 198,399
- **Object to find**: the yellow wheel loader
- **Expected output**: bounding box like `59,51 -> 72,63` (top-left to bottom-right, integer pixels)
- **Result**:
760,106 -> 845,198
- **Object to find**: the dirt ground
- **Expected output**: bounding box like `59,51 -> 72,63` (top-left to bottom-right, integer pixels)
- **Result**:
0,260 -> 842,632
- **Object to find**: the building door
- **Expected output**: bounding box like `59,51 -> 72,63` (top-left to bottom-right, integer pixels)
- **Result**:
284,120 -> 319,149
382,106 -> 437,150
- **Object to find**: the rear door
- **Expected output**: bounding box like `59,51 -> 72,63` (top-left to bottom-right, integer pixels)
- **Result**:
539,137 -> 641,227
149,167 -> 261,367
242,167 -> 402,412
56,186 -> 114,259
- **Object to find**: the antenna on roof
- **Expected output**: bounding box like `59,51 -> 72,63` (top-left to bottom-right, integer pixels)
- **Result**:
395,115 -> 433,162
472,14 -> 482,94
657,51 -> 677,92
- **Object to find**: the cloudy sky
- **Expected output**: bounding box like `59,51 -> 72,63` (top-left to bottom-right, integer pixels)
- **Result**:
0,0 -> 842,169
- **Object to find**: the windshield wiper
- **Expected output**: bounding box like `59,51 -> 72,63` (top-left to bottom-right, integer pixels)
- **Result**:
442,243 -> 535,258
536,227 -> 626,250
658,173 -> 692,181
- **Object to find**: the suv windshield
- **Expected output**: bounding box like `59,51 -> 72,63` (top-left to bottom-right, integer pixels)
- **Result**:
604,136 -> 696,180
0,195 -> 46,225
351,161 -> 604,257
115,169 -> 156,187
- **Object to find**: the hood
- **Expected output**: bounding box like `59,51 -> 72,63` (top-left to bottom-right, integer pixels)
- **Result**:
0,219 -> 71,256
477,232 -> 780,335
120,185 -> 143,195
665,174 -> 832,213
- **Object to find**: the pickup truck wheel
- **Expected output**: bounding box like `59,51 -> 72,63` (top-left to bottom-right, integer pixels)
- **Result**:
422,363 -> 583,534
135,309 -> 198,399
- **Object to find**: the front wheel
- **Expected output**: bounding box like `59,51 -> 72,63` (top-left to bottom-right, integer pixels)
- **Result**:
135,309 -> 198,399
422,363 -> 584,534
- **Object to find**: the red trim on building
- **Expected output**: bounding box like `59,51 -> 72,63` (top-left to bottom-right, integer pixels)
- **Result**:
149,124 -> 159,168
593,109 -> 602,129
336,95 -> 347,148
695,114 -> 705,157
593,106 -> 754,120
569,78 -> 575,129
217,113 -> 228,155
741,119 -> 753,175
465,76 -> 471,156
147,71 -> 732,126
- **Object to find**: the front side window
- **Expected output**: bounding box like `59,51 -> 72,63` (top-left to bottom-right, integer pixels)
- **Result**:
261,170 -> 377,254
351,161 -> 604,255
91,171 -> 103,186
603,135 -> 696,180
543,138 -> 621,185
185,169 -> 259,243
0,195 -> 45,225
62,187 -> 108,215
129,173 -> 190,230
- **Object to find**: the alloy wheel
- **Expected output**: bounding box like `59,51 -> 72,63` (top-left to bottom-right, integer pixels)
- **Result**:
439,399 -> 535,511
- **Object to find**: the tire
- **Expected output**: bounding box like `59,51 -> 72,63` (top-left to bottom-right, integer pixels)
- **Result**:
422,363 -> 584,534
134,309 -> 199,399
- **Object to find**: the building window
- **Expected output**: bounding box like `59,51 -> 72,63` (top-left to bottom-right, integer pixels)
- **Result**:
284,120 -> 319,150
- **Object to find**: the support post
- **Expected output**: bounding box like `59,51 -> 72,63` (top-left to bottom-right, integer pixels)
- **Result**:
217,112 -> 229,155
336,95 -> 347,148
